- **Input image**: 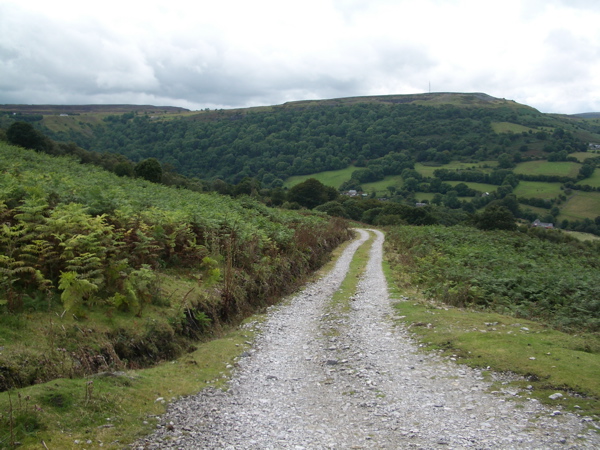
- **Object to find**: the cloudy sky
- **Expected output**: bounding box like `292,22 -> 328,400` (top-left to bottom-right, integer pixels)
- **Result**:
1,0 -> 599,114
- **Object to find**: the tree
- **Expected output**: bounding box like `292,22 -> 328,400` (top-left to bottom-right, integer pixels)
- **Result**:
497,153 -> 514,169
474,204 -> 517,231
233,177 -> 261,197
443,191 -> 461,209
314,201 -> 349,218
135,158 -> 163,183
6,122 -> 48,152
579,164 -> 594,179
287,178 -> 338,209
114,162 -> 134,177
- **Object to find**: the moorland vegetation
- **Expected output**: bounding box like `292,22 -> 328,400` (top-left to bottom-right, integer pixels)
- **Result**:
0,141 -> 350,392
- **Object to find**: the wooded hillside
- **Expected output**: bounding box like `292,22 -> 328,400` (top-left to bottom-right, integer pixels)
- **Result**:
10,93 -> 599,186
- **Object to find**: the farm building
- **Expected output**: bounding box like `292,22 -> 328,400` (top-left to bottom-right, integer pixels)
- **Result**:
532,219 -> 554,229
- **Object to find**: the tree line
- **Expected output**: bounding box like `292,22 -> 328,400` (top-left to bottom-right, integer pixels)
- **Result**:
39,102 -> 589,185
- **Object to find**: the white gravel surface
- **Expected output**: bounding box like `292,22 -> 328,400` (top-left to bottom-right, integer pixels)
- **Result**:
135,229 -> 600,449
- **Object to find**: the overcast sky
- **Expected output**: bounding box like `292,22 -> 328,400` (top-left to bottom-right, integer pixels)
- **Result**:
1,0 -> 599,114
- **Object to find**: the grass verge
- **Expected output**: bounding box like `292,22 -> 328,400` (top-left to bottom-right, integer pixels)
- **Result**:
383,258 -> 600,421
0,232 -> 356,449
0,320 -> 259,449
326,230 -> 375,315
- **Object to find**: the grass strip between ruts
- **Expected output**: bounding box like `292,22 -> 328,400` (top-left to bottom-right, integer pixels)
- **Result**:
325,229 -> 375,316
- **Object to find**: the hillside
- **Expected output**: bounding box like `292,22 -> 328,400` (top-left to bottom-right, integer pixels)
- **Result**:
2,97 -> 600,446
0,104 -> 189,115
3,92 -> 600,231
4,92 -> 599,185
0,142 -> 350,392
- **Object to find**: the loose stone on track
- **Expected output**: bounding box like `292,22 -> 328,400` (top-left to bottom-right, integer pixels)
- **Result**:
135,229 -> 599,449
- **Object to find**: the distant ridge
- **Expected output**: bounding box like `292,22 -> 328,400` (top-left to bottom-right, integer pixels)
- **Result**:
0,104 -> 189,114
570,112 -> 600,119
1,93 -> 528,116
279,92 -> 516,108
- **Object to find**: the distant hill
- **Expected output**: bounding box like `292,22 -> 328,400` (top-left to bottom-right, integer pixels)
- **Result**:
0,104 -> 189,114
571,112 -> 600,119
3,92 -> 600,233
3,92 -> 600,186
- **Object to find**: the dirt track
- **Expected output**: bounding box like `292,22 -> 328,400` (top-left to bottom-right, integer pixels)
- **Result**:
135,229 -> 599,449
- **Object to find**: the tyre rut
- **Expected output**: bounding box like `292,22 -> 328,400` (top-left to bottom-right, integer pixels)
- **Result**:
135,229 -> 599,449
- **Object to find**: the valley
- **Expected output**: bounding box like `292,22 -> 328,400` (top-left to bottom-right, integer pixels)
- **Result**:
1,93 -> 600,447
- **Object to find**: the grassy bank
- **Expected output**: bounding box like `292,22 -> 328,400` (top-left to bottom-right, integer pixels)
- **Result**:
0,231 -> 365,448
0,322 -> 257,448
383,226 -> 600,420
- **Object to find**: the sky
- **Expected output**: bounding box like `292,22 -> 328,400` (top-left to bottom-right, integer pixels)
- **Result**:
1,0 -> 600,114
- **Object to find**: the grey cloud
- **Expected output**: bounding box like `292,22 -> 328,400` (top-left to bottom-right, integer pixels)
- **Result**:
0,1 -> 599,114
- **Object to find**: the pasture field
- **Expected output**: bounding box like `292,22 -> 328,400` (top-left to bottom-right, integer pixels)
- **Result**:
571,152 -> 598,162
559,191 -> 600,221
362,175 -> 404,195
565,230 -> 600,241
513,160 -> 581,178
577,169 -> 600,188
42,113 -> 112,134
415,193 -> 436,202
414,161 -> 497,178
491,121 -> 537,134
414,192 -> 474,203
283,166 -> 356,189
41,109 -> 199,133
446,180 -> 497,193
519,204 -> 550,218
512,181 -> 563,199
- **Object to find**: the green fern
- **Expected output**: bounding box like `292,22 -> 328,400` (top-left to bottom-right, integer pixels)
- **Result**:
58,271 -> 98,313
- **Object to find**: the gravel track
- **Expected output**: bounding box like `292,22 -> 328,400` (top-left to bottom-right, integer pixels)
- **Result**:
135,229 -> 599,449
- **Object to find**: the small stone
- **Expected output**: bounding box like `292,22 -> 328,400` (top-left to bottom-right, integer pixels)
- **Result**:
549,393 -> 563,400
552,410 -> 562,416
326,359 -> 339,365
529,357 -> 536,360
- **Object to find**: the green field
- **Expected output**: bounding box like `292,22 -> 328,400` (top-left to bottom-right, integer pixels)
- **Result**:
565,231 -> 600,241
519,204 -> 550,218
362,175 -> 404,195
578,169 -> 600,188
284,166 -> 356,189
571,152 -> 598,162
513,160 -> 581,178
415,193 -> 435,202
560,191 -> 600,221
446,180 -> 497,193
414,161 -> 497,178
41,109 -> 200,134
491,121 -> 538,134
513,181 -> 563,199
